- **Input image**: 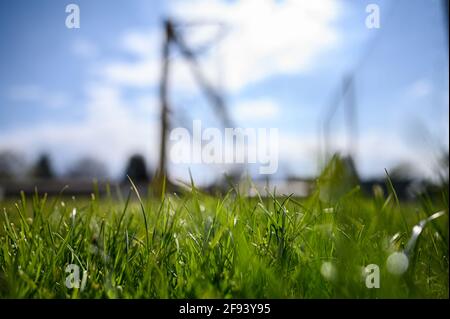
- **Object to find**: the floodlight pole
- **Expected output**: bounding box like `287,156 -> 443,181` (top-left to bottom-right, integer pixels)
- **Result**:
322,74 -> 357,162
155,20 -> 174,190
155,18 -> 232,192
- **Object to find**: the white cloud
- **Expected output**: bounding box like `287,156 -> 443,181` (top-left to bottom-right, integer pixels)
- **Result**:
98,29 -> 161,87
99,30 -> 200,93
170,0 -> 341,92
120,30 -> 160,57
98,0 -> 342,93
234,99 -> 279,120
405,79 -> 433,99
101,59 -> 160,88
72,38 -> 99,59
6,85 -> 69,109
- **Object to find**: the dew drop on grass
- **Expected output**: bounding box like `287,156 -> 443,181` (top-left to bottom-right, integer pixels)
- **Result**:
360,266 -> 369,281
321,262 -> 337,282
386,252 -> 409,275
389,232 -> 401,245
71,208 -> 77,225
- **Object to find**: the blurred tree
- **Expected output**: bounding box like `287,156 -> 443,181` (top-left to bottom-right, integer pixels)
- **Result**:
67,157 -> 108,179
317,154 -> 359,203
31,154 -> 54,179
124,154 -> 151,182
388,162 -> 416,181
436,151 -> 449,184
0,150 -> 27,180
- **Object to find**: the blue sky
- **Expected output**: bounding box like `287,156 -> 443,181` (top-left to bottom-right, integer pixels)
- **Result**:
0,0 -> 448,184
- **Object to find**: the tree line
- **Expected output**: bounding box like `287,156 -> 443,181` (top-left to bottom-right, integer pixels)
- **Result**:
0,151 -> 153,183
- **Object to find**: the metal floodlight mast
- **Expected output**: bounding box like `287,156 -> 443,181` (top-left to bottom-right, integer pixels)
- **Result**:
322,74 -> 357,164
155,18 -> 231,189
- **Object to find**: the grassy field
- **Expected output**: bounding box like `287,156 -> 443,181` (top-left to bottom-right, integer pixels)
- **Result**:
0,159 -> 448,298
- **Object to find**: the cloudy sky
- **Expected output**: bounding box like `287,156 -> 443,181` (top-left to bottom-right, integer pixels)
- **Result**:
0,0 -> 448,184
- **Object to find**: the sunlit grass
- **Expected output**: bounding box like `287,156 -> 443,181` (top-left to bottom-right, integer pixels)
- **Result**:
0,158 -> 448,298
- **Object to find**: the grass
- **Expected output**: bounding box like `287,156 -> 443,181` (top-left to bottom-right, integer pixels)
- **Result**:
0,158 -> 448,298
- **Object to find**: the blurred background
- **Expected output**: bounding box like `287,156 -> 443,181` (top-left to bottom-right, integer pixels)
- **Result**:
0,0 -> 448,198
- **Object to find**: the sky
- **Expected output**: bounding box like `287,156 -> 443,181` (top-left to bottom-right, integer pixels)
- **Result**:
0,0 -> 448,185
